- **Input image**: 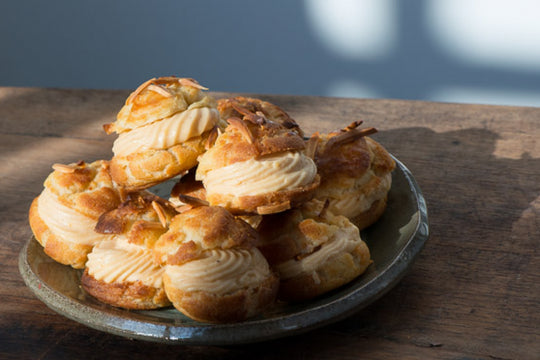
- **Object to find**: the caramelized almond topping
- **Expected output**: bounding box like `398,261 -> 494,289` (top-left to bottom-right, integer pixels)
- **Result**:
205,126 -> 219,150
177,194 -> 209,207
318,199 -> 330,218
304,136 -> 319,159
151,201 -> 168,228
52,163 -> 77,173
231,103 -> 266,125
126,77 -> 158,104
345,120 -> 363,131
147,84 -> 173,97
178,78 -> 208,90
256,201 -> 291,215
175,204 -> 193,213
118,187 -> 129,203
126,76 -> 207,104
230,103 -> 252,117
326,127 -> 378,149
227,117 -> 254,144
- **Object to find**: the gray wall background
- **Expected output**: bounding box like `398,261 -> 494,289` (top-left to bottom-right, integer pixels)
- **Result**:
2,0 -> 540,107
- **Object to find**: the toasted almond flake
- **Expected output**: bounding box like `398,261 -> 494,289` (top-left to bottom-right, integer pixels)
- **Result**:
177,194 -> 209,207
304,136 -> 319,159
256,201 -> 291,215
102,123 -> 115,134
147,84 -> 173,97
52,163 -> 77,173
152,201 -> 168,228
178,78 -> 208,90
126,76 -> 187,104
142,221 -> 167,230
345,120 -> 363,131
175,204 -> 193,213
244,112 -> 266,125
227,117 -> 254,144
318,199 -> 330,218
126,77 -> 158,104
205,126 -> 219,150
231,103 -> 252,116
118,187 -> 129,203
326,127 -> 378,149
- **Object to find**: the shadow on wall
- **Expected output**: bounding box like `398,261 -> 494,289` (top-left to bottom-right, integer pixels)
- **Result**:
1,0 -> 540,107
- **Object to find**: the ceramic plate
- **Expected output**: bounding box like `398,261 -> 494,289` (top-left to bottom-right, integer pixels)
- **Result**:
19,156 -> 428,345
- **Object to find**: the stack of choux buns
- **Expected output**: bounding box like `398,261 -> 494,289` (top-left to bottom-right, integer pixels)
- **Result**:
29,76 -> 395,323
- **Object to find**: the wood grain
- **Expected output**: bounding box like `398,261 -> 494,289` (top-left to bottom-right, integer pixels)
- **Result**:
1,87 -> 538,359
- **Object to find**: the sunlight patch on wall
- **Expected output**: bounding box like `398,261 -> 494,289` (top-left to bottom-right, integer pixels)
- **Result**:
429,86 -> 540,107
304,0 -> 396,60
427,0 -> 540,71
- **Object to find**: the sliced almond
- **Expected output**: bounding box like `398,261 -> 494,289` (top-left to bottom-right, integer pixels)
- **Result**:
52,163 -> 77,173
318,199 -> 330,218
326,127 -> 378,149
126,77 -> 157,104
178,78 -> 208,90
151,201 -> 168,228
177,194 -> 209,207
345,120 -> 364,131
127,76 -> 189,104
147,84 -> 173,98
175,204 -> 193,213
304,136 -> 319,159
256,201 -> 291,215
205,126 -> 219,150
227,117 -> 254,144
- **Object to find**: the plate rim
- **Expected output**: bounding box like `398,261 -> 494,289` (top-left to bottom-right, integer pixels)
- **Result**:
18,156 -> 429,345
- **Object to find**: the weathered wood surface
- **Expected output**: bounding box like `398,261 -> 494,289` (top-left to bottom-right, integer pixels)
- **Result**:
1,87 -> 538,359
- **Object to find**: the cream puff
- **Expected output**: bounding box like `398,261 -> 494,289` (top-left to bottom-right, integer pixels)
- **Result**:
154,205 -> 279,323
104,76 -> 223,191
196,101 -> 320,215
28,160 -> 121,269
257,200 -> 372,302
308,121 -> 395,230
81,192 -> 176,309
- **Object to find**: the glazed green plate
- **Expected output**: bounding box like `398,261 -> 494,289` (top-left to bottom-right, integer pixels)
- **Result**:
19,156 -> 428,345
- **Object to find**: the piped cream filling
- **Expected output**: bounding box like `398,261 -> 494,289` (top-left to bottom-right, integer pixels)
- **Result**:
112,107 -> 218,156
37,188 -> 112,246
165,248 -> 271,294
199,151 -> 317,197
326,172 -> 392,218
86,237 -> 164,288
276,223 -> 360,280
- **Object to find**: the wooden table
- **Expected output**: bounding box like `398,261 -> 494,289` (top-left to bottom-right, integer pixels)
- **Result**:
1,87 -> 538,359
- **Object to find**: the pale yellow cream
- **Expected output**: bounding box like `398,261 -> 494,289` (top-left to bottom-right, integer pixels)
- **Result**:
112,107 -> 218,156
328,172 -> 392,218
37,188 -> 113,246
277,223 -> 360,280
199,151 -> 317,197
86,237 -> 164,288
165,248 -> 270,294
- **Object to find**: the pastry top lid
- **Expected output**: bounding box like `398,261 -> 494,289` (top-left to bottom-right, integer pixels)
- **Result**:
94,191 -> 177,248
104,76 -> 216,134
43,160 -> 121,219
310,121 -> 379,178
154,205 -> 259,265
218,96 -> 303,137
197,100 -> 306,175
